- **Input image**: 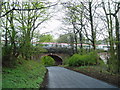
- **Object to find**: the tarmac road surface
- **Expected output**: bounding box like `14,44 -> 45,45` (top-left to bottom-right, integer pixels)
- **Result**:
46,66 -> 118,88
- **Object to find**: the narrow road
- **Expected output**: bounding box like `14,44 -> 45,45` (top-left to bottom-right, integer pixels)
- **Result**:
46,66 -> 117,88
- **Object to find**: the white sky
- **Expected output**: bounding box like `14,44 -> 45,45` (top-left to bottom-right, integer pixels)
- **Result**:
38,0 -> 120,40
38,12 -> 64,39
36,0 -> 69,39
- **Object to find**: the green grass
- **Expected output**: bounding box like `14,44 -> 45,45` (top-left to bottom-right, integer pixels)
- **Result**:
70,65 -> 108,73
2,60 -> 47,88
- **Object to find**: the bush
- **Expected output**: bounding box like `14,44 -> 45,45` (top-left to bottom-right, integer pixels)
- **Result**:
68,52 -> 98,66
41,56 -> 55,66
68,54 -> 83,66
87,51 -> 98,65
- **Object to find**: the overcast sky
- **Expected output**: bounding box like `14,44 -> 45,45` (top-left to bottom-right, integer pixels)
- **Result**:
36,0 -> 69,39
2,0 -> 120,40
38,0 -> 120,40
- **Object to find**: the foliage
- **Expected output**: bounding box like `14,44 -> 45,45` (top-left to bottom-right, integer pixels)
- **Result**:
30,45 -> 47,55
68,52 -> 98,66
108,57 -> 119,74
2,59 -> 46,88
57,33 -> 86,44
78,48 -> 91,55
41,56 -> 55,66
38,34 -> 54,43
63,56 -> 70,65
97,59 -> 107,72
57,34 -> 71,43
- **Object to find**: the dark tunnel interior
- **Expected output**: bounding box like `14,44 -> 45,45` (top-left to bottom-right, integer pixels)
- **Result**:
48,55 -> 62,65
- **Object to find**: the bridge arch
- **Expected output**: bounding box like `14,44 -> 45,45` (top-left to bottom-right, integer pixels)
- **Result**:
41,53 -> 63,65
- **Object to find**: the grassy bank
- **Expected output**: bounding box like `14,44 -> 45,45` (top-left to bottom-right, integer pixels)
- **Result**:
2,59 -> 47,88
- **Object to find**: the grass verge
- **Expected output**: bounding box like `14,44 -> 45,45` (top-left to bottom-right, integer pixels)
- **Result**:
2,59 -> 47,88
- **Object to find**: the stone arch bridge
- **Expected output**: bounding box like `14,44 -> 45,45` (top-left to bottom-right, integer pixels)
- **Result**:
32,47 -> 72,65
32,53 -> 70,65
40,53 -> 70,65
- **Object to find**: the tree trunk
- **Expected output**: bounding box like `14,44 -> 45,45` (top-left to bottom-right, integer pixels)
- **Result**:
70,35 -> 74,54
0,1 -> 2,16
118,10 -> 120,73
89,2 -> 96,50
0,2 -> 1,60
8,10 -> 17,57
79,31 -> 83,54
74,31 -> 78,54
115,15 -> 120,73
79,6 -> 83,54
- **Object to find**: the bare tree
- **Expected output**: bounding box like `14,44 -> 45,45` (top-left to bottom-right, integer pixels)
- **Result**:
102,1 -> 120,73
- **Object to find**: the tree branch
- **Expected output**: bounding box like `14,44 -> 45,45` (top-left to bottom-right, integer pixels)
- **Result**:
0,3 -> 58,18
105,2 -> 120,17
33,18 -> 47,31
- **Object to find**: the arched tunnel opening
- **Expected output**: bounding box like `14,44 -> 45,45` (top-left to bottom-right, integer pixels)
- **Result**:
48,55 -> 62,65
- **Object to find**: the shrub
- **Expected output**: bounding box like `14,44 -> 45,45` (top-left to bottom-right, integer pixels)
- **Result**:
41,56 -> 55,66
68,52 -> 98,66
86,51 -> 98,65
68,54 -> 84,66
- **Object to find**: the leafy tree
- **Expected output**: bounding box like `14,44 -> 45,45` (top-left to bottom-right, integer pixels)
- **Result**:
14,1 -> 49,60
1,1 -> 55,66
57,33 -> 72,43
38,34 -> 54,42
